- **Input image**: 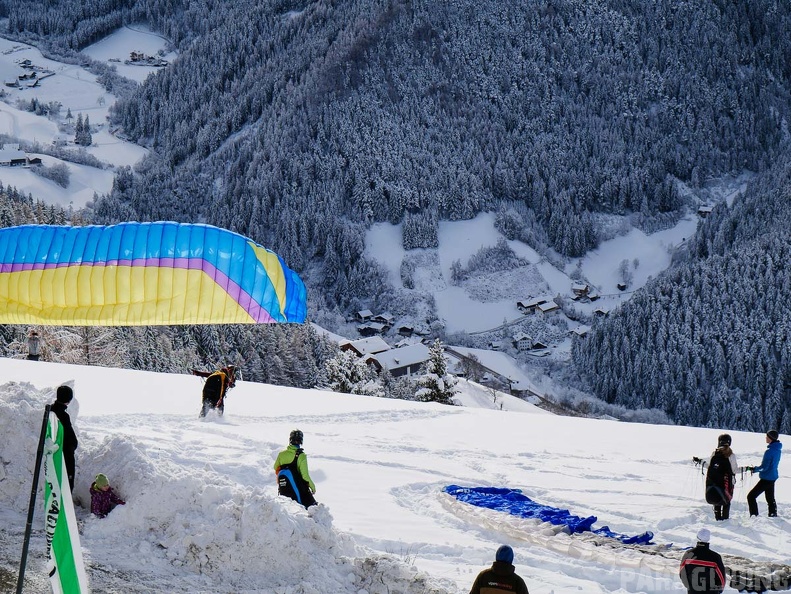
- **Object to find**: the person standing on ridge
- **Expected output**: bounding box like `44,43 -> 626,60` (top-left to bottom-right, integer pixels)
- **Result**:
51,384 -> 78,491
746,430 -> 782,517
192,365 -> 236,417
274,429 -> 317,509
679,528 -> 726,594
704,434 -> 738,521
469,544 -> 529,594
26,329 -> 41,361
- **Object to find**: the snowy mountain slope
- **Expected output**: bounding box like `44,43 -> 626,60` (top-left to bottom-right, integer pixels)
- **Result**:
1,358 -> 788,593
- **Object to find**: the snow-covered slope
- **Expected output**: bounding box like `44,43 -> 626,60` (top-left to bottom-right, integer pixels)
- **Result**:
1,358 -> 788,593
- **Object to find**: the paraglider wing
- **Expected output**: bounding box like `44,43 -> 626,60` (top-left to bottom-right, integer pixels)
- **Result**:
0,222 -> 307,325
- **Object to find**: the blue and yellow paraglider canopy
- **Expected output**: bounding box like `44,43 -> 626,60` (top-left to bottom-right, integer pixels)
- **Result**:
0,222 -> 307,325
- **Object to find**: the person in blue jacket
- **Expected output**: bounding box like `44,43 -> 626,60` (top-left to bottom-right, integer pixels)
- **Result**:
746,430 -> 782,517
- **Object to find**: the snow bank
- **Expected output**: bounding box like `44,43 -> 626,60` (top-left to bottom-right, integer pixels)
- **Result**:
0,382 -> 452,593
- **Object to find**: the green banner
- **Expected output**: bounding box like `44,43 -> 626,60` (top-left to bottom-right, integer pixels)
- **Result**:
44,413 -> 89,594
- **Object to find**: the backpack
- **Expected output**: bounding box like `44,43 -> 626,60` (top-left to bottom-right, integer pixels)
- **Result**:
277,450 -> 316,508
705,451 -> 734,505
202,372 -> 226,403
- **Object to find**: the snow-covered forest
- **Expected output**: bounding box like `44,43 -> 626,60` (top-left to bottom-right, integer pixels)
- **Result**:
1,0 -> 790,431
573,160 -> 791,434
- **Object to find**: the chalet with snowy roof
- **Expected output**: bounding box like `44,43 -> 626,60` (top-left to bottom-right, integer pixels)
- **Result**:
369,343 -> 431,377
537,301 -> 560,317
397,324 -> 414,337
512,333 -> 533,352
356,321 -> 387,337
571,283 -> 590,298
340,336 -> 391,357
697,205 -> 713,218
0,144 -> 28,167
355,309 -> 374,322
516,296 -> 548,314
617,282 -> 628,291
488,340 -> 506,351
372,312 -> 395,327
571,325 -> 591,338
593,307 -> 609,317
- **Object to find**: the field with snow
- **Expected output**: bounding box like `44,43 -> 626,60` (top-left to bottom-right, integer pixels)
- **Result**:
0,28 -> 159,208
1,358 -> 788,593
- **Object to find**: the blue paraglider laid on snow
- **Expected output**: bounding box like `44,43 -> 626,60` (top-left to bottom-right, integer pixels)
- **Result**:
444,486 -> 654,545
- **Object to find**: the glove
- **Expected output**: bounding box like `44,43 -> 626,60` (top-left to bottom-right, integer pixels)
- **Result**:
748,466 -> 755,474
692,456 -> 702,463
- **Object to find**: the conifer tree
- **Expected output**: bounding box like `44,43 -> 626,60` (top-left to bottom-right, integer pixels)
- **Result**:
324,349 -> 383,397
415,339 -> 458,405
74,113 -> 83,145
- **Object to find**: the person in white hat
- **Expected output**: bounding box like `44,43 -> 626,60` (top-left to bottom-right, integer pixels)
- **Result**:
679,528 -> 726,594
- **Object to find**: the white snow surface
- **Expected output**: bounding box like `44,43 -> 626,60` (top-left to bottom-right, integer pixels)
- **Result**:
1,358 -> 789,593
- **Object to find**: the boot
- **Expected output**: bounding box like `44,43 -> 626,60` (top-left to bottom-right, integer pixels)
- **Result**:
714,506 -> 722,521
768,502 -> 777,517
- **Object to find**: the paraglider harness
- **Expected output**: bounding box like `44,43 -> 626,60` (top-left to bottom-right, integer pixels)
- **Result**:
277,449 -> 316,508
194,367 -> 236,417
693,455 -> 745,505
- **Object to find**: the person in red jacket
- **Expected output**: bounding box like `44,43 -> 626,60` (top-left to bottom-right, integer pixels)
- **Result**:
470,545 -> 529,594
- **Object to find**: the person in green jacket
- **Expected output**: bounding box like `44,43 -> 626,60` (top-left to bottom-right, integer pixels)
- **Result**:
274,429 -> 317,508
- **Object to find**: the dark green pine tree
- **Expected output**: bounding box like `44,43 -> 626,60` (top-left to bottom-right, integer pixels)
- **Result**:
415,339 -> 459,405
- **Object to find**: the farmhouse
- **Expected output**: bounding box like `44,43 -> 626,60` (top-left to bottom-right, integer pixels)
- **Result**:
340,336 -> 391,357
537,301 -> 560,317
357,321 -> 387,336
697,205 -> 713,218
516,296 -> 548,314
397,324 -> 414,337
571,325 -> 590,338
372,311 -> 395,327
0,144 -> 28,167
369,343 -> 431,377
512,333 -> 533,352
571,283 -> 590,298
355,309 -> 374,322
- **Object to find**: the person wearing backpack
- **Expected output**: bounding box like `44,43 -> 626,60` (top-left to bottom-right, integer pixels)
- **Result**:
191,365 -> 236,417
746,430 -> 782,517
274,429 -> 317,508
704,434 -> 738,521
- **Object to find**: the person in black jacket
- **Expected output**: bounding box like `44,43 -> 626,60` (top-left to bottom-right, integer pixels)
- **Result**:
51,384 -> 78,491
679,528 -> 726,594
192,366 -> 237,417
470,545 -> 529,594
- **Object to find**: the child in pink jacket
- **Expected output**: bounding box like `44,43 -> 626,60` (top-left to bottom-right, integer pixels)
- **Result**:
90,473 -> 126,518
